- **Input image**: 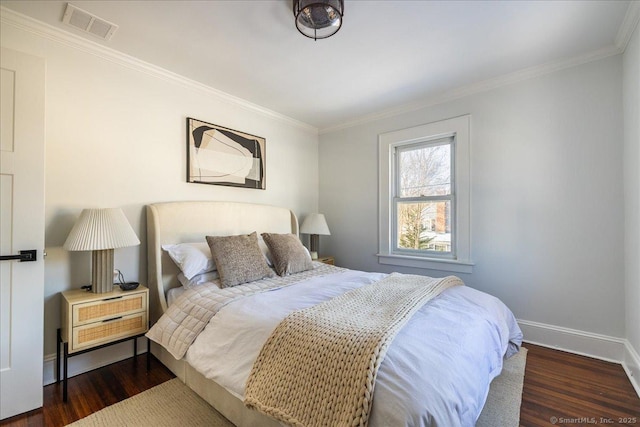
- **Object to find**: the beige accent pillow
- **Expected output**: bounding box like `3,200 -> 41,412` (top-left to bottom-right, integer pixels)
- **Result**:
206,232 -> 275,288
261,233 -> 314,276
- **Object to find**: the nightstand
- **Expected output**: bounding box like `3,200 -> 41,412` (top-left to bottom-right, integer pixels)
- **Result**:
317,256 -> 335,265
57,285 -> 149,402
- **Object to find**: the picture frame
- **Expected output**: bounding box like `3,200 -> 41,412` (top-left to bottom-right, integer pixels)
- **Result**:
186,117 -> 266,190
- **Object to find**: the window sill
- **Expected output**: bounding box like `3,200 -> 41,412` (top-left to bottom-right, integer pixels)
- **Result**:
377,253 -> 474,274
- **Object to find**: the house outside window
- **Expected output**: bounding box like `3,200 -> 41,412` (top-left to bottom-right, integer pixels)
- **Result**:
395,138 -> 454,256
378,115 -> 473,273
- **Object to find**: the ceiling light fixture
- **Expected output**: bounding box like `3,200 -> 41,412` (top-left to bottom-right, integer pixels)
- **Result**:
293,0 -> 344,40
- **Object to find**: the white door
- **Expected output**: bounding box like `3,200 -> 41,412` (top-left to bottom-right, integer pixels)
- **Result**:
0,47 -> 46,420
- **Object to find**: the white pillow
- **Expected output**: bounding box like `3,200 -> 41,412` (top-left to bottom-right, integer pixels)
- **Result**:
258,236 -> 273,267
162,242 -> 215,279
177,271 -> 220,289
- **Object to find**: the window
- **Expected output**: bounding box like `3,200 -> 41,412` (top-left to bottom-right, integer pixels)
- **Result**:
378,115 -> 473,273
395,139 -> 453,256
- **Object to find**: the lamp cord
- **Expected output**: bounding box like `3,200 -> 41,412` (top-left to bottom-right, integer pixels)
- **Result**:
115,269 -> 126,285
80,270 -> 131,292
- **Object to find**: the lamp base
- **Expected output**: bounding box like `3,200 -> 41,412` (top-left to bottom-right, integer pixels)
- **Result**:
92,249 -> 114,293
309,234 -> 319,255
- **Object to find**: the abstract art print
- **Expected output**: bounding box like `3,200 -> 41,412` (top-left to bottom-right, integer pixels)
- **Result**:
187,117 -> 266,189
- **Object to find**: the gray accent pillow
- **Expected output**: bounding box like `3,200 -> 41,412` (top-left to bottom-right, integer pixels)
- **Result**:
206,232 -> 275,288
261,233 -> 314,276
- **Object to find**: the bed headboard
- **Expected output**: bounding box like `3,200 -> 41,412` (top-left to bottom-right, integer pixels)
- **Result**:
146,201 -> 299,323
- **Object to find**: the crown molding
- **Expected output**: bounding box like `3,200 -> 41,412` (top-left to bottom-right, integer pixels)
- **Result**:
0,6 -> 318,135
321,3 -> 637,135
3,5 -> 631,138
319,43 -> 622,135
616,1 -> 640,52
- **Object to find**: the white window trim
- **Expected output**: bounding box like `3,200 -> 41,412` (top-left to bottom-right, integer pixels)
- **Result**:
393,137 -> 455,258
378,115 -> 473,273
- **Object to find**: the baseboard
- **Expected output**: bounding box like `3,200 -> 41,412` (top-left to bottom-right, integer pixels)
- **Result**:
518,319 -> 626,363
518,319 -> 640,398
622,341 -> 640,397
43,337 -> 148,386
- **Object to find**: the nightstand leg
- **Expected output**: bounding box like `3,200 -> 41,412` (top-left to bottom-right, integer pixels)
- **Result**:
133,337 -> 138,359
146,337 -> 150,372
56,328 -> 61,383
63,341 -> 69,402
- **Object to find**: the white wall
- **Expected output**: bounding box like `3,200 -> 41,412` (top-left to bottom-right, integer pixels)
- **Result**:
320,56 -> 626,339
1,20 -> 319,375
623,21 -> 640,371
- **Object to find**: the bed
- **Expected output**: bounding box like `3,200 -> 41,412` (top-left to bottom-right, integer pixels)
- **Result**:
145,201 -> 523,427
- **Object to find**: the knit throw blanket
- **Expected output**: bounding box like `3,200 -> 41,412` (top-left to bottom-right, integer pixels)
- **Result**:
244,273 -> 464,427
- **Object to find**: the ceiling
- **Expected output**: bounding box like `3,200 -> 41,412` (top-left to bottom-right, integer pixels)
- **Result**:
0,1 -> 634,131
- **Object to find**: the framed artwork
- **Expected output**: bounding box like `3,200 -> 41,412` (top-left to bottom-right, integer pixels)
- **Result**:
186,117 -> 266,189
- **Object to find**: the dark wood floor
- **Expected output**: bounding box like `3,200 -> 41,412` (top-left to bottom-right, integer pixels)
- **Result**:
2,344 -> 639,427
0,354 -> 174,427
520,344 -> 640,426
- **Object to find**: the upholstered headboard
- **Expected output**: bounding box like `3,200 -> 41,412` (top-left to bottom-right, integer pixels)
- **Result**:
146,201 -> 299,323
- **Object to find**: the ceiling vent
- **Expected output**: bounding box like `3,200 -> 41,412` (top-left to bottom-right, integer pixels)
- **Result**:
62,3 -> 118,41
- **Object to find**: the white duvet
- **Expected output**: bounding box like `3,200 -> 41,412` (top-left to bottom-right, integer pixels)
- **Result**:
185,269 -> 522,427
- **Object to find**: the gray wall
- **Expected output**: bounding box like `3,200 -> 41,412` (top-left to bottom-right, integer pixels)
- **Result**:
319,56 -> 626,338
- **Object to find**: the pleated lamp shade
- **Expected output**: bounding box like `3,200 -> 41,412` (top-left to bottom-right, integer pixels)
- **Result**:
300,213 -> 331,236
64,208 -> 140,251
64,208 -> 140,293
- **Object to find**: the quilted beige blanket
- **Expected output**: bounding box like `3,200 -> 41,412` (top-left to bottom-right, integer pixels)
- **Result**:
147,263 -> 344,360
244,273 -> 463,427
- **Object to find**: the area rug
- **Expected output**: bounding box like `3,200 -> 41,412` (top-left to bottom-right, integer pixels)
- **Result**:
477,347 -> 528,427
67,347 -> 528,427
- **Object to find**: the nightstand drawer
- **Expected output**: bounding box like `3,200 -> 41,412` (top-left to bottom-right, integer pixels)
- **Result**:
73,292 -> 147,326
72,311 -> 148,352
61,286 -> 149,355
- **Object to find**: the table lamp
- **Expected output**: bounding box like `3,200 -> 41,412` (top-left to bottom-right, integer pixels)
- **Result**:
64,208 -> 140,293
300,213 -> 331,260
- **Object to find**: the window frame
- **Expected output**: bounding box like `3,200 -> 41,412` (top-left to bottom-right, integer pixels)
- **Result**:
378,115 -> 473,273
393,137 -> 455,258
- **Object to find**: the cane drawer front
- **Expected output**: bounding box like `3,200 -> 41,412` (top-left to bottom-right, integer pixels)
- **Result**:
72,292 -> 147,327
71,311 -> 148,352
61,286 -> 149,354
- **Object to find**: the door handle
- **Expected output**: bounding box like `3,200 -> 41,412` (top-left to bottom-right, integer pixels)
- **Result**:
0,250 -> 37,262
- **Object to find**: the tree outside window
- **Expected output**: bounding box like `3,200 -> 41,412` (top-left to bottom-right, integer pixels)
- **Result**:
395,139 -> 453,255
